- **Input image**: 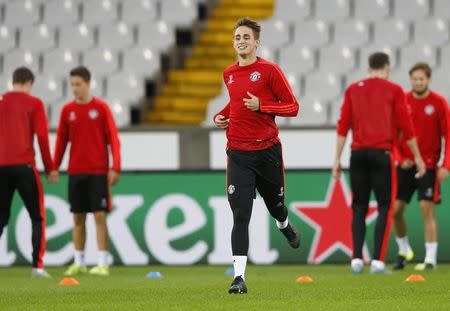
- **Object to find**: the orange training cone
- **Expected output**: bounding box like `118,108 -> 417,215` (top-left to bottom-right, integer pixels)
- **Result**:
59,277 -> 80,286
296,276 -> 314,283
405,274 -> 425,282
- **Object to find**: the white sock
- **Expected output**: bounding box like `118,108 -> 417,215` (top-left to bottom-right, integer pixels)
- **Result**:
74,250 -> 85,266
232,255 -> 247,279
371,259 -> 385,270
98,251 -> 109,266
351,258 -> 363,268
395,236 -> 411,255
424,242 -> 437,265
276,217 -> 289,229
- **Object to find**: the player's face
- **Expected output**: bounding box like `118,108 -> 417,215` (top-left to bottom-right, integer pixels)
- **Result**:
233,26 -> 259,58
410,70 -> 430,96
70,76 -> 90,100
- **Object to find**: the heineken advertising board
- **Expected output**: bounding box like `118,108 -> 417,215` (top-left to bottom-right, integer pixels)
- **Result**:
1,171 -> 449,266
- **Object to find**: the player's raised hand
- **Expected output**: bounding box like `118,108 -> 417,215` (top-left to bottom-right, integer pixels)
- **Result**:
243,92 -> 260,111
214,114 -> 229,128
108,169 -> 120,186
437,167 -> 449,182
332,160 -> 342,179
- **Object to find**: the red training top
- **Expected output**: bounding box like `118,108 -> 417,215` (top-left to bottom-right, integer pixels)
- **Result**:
396,91 -> 450,169
0,91 -> 53,172
214,57 -> 299,151
337,77 -> 415,150
54,97 -> 121,174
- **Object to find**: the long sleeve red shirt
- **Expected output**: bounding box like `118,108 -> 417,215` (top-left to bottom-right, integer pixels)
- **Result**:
337,77 -> 415,151
396,91 -> 450,169
53,97 -> 121,174
0,91 -> 53,172
214,57 -> 299,151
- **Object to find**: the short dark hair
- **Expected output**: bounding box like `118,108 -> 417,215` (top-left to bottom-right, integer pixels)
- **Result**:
368,52 -> 390,70
234,17 -> 261,39
409,62 -> 432,78
70,66 -> 91,82
12,67 -> 35,84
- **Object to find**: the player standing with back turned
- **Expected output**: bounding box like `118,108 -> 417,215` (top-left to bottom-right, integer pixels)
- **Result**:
214,18 -> 300,294
333,52 -> 426,274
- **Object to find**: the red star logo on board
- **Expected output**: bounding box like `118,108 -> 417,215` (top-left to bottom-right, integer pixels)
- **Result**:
291,177 -> 378,264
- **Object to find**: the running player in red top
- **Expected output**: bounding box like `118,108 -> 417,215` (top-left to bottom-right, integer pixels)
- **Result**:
214,18 -> 300,294
54,66 -> 121,277
392,63 -> 450,271
0,67 -> 58,277
333,52 -> 426,274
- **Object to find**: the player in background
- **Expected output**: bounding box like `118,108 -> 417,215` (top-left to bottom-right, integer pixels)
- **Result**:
0,67 -> 58,277
54,66 -> 121,277
214,18 -> 300,294
392,63 -> 450,271
333,52 -> 426,274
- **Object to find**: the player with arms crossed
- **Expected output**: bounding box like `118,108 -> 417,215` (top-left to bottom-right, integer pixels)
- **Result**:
54,67 -> 121,277
333,53 -> 426,274
392,63 -> 450,271
214,18 -> 300,294
0,67 -> 58,277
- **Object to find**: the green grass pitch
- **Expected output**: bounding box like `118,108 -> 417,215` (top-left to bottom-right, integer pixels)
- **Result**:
1,265 -> 450,310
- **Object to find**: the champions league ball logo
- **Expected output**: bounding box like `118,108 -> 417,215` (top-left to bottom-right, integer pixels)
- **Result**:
89,109 -> 99,119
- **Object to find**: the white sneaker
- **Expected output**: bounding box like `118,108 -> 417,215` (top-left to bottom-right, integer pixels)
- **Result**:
351,258 -> 364,274
370,260 -> 391,275
31,268 -> 51,278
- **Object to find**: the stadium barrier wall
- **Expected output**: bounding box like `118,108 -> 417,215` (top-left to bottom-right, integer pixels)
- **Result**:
2,170 -> 450,266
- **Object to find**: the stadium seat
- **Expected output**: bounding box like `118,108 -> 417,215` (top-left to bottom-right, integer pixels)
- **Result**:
329,98 -> 343,125
2,50 -> 40,76
315,0 -> 350,21
3,0 -> 40,27
358,45 -> 398,69
257,46 -> 277,63
345,70 -> 369,87
105,98 -> 131,128
0,76 -> 12,91
289,96 -> 328,126
399,44 -> 437,69
58,24 -> 95,51
98,22 -> 134,50
272,0 -> 311,24
389,69 -> 411,90
81,0 -> 118,25
259,19 -> 290,49
120,0 -> 157,24
434,0 -> 450,18
440,44 -> 450,69
42,0 -> 80,26
82,48 -> 119,76
333,20 -> 370,48
413,19 -> 449,47
374,19 -> 411,47
304,71 -> 342,100
0,25 -> 16,53
278,45 -> 316,75
136,21 -> 175,51
319,45 -> 356,74
122,47 -> 160,77
160,0 -> 198,28
353,0 -> 390,22
430,69 -> 450,99
33,75 -> 64,104
19,25 -> 56,52
393,0 -> 430,20
106,72 -> 144,102
42,48 -> 80,77
293,20 -> 330,48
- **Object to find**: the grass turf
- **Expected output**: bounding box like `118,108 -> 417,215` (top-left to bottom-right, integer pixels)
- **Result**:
0,265 -> 449,310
